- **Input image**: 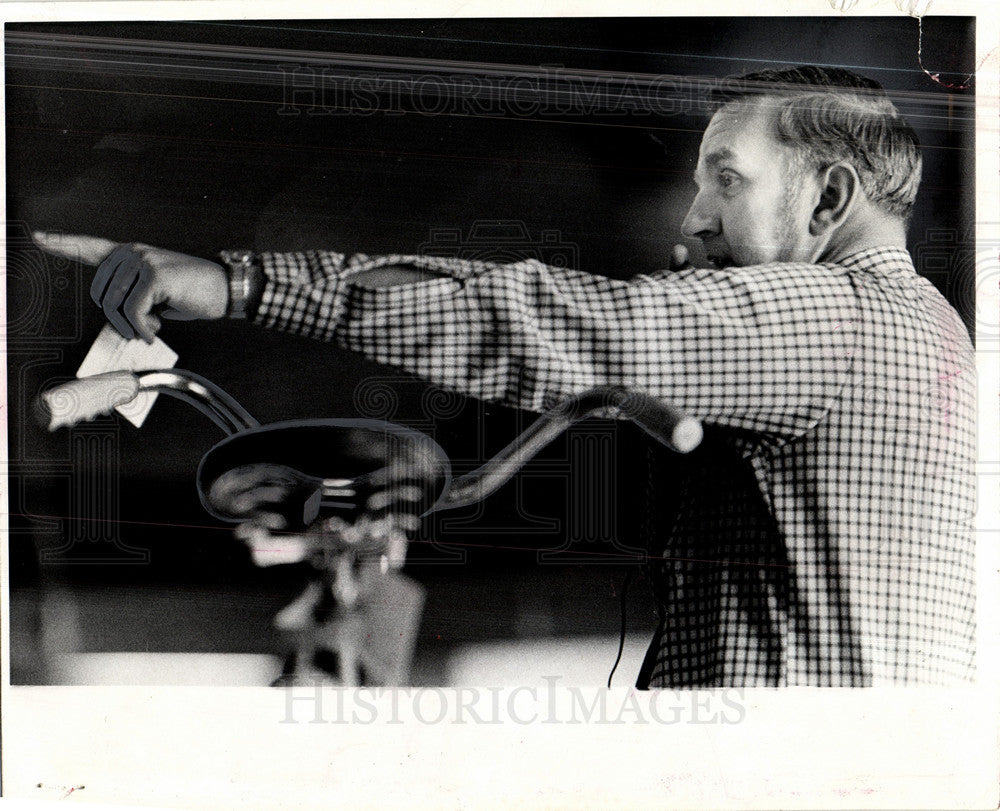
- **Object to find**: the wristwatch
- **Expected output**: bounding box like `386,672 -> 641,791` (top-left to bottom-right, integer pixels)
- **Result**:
219,250 -> 258,319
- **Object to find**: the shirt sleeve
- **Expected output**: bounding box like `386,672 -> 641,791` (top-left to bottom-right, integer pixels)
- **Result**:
252,250 -> 860,440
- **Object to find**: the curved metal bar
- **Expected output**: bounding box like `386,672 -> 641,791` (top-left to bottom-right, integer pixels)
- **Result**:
437,386 -> 701,512
136,370 -> 259,435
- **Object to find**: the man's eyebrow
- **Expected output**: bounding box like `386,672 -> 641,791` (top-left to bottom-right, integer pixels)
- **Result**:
703,148 -> 736,166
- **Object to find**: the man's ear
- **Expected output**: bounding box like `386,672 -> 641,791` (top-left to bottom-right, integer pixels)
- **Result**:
810,162 -> 860,236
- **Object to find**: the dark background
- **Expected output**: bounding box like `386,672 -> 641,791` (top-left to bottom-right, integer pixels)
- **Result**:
5,17 -> 976,683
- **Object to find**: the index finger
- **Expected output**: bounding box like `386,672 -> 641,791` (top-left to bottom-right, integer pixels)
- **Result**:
31,231 -> 119,265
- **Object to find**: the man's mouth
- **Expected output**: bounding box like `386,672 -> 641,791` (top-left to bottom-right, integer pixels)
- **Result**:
707,255 -> 734,269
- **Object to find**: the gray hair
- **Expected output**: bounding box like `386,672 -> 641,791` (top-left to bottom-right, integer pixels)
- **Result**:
711,66 -> 922,220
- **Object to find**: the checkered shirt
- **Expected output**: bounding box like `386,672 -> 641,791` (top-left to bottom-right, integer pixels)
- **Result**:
250,245 -> 977,687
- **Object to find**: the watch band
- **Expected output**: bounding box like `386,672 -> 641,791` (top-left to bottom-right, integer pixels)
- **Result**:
219,250 -> 256,319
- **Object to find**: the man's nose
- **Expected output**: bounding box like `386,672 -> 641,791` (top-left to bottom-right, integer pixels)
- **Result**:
681,193 -> 719,240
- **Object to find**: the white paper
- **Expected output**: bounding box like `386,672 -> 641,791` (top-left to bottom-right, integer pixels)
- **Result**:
76,324 -> 178,428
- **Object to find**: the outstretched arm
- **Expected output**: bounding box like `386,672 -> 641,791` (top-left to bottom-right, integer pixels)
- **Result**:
246,247 -> 857,434
32,231 -> 856,436
32,232 -> 693,343
31,231 -> 446,342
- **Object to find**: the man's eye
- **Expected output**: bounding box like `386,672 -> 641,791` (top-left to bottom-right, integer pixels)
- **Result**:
718,171 -> 740,189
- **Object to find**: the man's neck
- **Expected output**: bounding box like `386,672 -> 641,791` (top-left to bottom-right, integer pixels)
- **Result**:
815,210 -> 909,265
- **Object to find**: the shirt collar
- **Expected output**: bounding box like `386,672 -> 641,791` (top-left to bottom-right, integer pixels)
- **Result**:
832,245 -> 914,272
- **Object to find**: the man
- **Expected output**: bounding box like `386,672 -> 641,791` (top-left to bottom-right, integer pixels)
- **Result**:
33,65 -> 976,687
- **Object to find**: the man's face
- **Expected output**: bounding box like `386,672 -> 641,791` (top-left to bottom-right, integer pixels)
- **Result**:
682,98 -> 819,269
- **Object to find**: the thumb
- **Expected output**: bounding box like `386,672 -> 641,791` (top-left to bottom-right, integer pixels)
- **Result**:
32,231 -> 119,265
670,244 -> 691,271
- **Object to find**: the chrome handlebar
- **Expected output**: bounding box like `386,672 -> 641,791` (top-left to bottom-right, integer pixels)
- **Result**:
39,373 -> 701,513
38,369 -> 258,435
440,386 -> 701,511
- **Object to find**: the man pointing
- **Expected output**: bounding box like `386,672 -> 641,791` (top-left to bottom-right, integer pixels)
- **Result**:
34,65 -> 976,687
